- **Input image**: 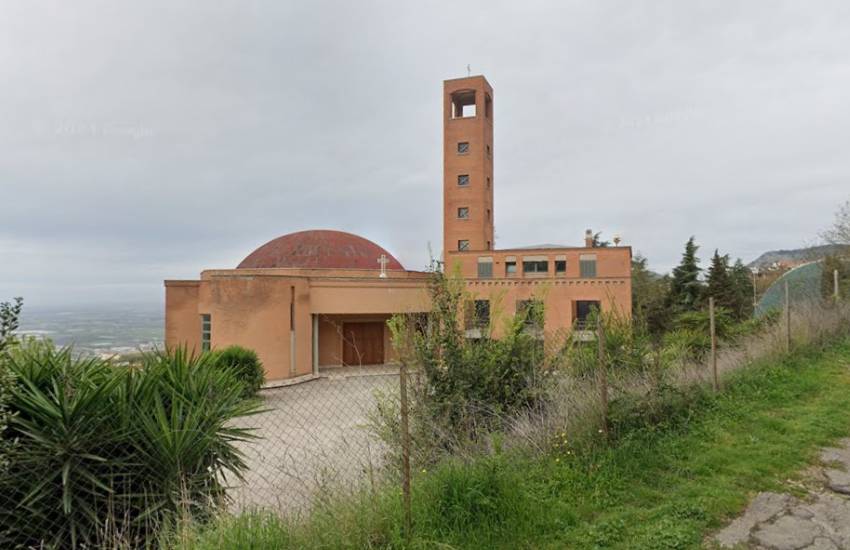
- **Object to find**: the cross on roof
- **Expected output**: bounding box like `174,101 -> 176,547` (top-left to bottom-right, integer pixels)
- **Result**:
377,254 -> 389,278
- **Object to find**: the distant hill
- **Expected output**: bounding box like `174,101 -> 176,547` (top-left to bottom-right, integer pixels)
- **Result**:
747,244 -> 850,269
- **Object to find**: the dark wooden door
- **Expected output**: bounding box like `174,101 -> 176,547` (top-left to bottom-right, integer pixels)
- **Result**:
342,322 -> 385,366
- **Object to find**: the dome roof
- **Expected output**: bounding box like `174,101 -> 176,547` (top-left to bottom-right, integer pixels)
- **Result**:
237,230 -> 405,271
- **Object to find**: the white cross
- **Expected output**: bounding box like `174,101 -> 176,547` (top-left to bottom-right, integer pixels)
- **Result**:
377,254 -> 389,278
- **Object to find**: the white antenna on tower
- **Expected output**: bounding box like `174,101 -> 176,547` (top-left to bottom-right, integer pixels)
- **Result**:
467,64 -> 471,76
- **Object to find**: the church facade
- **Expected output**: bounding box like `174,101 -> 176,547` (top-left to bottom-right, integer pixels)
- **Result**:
164,75 -> 632,383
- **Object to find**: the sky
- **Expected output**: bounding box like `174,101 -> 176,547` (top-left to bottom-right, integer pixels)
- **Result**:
1,1 -> 849,308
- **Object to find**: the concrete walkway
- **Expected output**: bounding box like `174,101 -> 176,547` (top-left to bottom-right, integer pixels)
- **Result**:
715,438 -> 850,549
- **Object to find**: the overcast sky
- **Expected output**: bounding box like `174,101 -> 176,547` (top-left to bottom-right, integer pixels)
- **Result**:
1,1 -> 849,308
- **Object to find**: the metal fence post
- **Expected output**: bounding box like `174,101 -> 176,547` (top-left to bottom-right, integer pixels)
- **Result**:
596,316 -> 608,440
709,297 -> 718,391
835,269 -> 840,302
399,361 -> 412,539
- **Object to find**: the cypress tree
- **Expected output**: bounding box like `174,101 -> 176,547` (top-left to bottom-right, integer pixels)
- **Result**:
667,237 -> 703,313
705,250 -> 732,310
729,259 -> 754,319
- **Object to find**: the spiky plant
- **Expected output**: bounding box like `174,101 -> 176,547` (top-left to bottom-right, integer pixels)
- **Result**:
0,342 -> 260,549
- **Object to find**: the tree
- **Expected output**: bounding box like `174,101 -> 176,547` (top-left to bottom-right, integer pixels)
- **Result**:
822,198 -> 850,245
667,237 -> 703,314
0,297 -> 22,483
0,297 -> 23,353
729,259 -> 755,319
631,254 -> 671,334
591,232 -> 611,247
704,250 -> 733,310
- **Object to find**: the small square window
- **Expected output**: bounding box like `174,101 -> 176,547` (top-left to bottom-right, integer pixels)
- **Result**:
457,142 -> 469,154
458,240 -> 470,251
457,207 -> 469,219
555,260 -> 566,274
458,174 -> 470,186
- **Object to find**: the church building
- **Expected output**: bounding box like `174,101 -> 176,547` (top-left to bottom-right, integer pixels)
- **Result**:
164,75 -> 632,384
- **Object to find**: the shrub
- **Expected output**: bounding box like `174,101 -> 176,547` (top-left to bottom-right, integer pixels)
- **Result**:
0,342 -> 259,549
383,269 -> 551,462
0,297 -> 22,503
213,345 -> 265,398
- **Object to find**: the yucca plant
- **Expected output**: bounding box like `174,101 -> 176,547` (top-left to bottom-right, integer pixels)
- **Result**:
0,342 -> 261,549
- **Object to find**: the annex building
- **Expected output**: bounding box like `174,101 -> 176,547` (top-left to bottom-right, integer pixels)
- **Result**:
164,75 -> 632,383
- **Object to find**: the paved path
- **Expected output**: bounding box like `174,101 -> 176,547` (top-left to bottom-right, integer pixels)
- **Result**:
715,438 -> 850,549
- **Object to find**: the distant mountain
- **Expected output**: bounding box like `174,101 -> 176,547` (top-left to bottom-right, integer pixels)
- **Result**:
747,244 -> 850,269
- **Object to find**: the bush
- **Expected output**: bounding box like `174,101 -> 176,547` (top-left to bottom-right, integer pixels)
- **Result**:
0,342 -> 259,549
383,269 -> 550,462
213,345 -> 265,398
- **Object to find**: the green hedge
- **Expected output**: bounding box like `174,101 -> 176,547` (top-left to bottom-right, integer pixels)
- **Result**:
213,345 -> 265,398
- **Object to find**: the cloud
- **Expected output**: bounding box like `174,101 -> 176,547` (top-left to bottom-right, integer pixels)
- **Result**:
1,0 -> 849,306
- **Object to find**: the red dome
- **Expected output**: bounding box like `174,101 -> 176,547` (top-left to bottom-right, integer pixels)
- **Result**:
237,230 -> 405,271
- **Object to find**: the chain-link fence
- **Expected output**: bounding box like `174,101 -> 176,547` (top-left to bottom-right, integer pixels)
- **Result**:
228,365 -> 403,516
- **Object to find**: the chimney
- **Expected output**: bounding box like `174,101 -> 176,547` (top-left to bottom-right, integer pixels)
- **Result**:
585,229 -> 594,248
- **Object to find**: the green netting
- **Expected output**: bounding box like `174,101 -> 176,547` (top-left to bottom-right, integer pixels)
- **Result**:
755,262 -> 823,318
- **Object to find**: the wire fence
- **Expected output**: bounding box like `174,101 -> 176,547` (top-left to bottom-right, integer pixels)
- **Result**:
1,284 -> 849,548
228,366 -> 402,517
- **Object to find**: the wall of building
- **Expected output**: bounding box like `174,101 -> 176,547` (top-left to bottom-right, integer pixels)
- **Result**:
196,276 -> 313,381
445,246 -> 632,280
166,272 -> 431,380
164,281 -> 201,353
446,245 -> 633,337
464,278 -> 631,338
309,280 -> 430,315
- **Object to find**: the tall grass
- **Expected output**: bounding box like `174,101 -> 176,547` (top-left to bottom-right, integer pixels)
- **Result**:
0,341 -> 261,549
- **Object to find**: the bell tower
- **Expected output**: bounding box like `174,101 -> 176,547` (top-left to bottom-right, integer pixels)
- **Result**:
443,75 -> 494,260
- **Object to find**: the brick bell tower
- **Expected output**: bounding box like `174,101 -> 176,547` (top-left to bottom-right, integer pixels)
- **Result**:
443,75 -> 494,261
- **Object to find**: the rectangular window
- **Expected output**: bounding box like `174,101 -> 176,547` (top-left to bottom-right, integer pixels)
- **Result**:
505,260 -> 517,276
457,207 -> 469,219
457,142 -> 469,154
201,314 -> 211,352
575,300 -> 601,329
555,260 -> 566,274
579,254 -> 597,278
458,239 -> 470,251
474,299 -> 490,328
477,257 -> 493,278
516,299 -> 543,330
464,299 -> 491,330
486,144 -> 491,158
486,176 -> 491,188
458,174 -> 470,186
523,260 -> 549,274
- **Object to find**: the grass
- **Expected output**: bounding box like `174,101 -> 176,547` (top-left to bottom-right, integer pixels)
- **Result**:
173,337 -> 850,549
